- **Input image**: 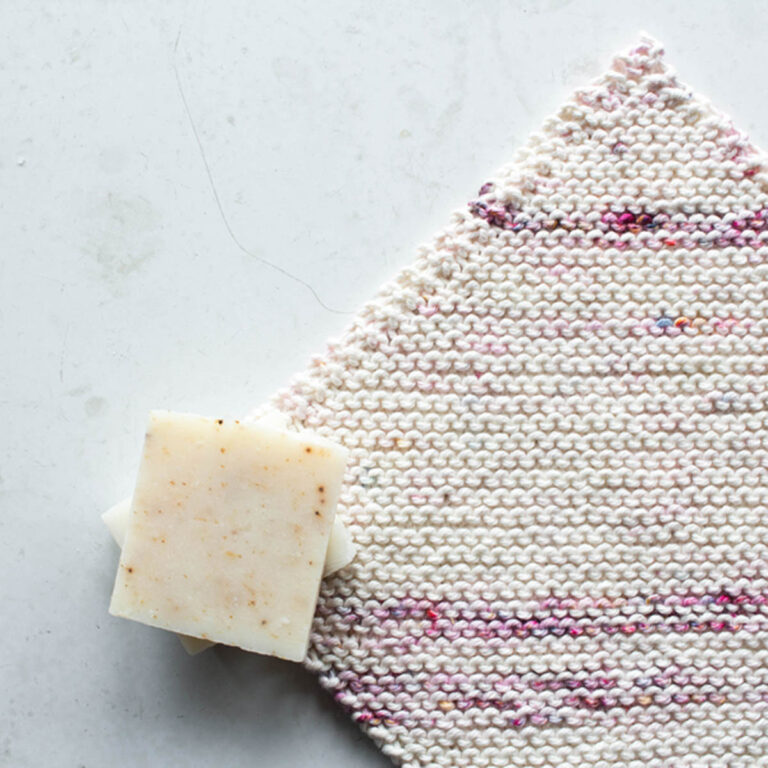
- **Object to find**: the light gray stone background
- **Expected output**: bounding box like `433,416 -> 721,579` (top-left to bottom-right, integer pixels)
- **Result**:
2,2 -> 767,766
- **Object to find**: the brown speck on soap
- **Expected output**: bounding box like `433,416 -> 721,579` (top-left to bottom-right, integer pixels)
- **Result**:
248,600 -> 256,606
261,619 -> 267,626
305,446 -> 312,453
314,510 -> 322,517
217,419 -> 223,425
220,447 -> 226,454
127,567 -> 134,574
318,486 -> 324,493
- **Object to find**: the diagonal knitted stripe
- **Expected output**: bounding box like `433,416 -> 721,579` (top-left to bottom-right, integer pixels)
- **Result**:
266,38 -> 768,768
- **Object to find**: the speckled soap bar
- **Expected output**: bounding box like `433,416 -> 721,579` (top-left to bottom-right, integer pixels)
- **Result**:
103,496 -> 356,655
108,410 -> 348,661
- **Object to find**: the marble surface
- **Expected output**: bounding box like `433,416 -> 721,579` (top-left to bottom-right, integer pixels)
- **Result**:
3,2 -> 768,766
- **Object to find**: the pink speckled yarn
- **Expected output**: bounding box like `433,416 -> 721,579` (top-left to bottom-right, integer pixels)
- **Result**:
271,38 -> 768,767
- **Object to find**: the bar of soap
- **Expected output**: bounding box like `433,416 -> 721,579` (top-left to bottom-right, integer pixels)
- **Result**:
108,410 -> 348,662
103,497 -> 356,577
102,495 -> 357,655
324,517 -> 357,576
103,499 -> 213,654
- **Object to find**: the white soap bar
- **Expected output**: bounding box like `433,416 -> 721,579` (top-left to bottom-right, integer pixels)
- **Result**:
102,498 -> 131,548
104,497 -> 355,575
103,499 -> 213,655
103,496 -> 356,655
108,411 -> 348,662
323,518 -> 357,576
101,499 -> 214,656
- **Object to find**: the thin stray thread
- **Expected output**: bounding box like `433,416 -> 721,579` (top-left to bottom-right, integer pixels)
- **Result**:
172,63 -> 353,316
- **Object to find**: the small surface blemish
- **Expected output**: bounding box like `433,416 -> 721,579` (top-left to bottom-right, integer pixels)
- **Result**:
85,396 -> 106,417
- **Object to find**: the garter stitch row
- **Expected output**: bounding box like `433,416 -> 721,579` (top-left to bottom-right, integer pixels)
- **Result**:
269,38 -> 768,767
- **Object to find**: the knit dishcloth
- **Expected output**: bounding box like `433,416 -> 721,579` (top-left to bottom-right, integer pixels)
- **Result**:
270,38 -> 768,767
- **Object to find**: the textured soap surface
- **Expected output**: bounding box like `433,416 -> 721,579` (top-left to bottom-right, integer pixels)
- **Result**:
103,494 -> 356,655
103,498 -> 212,654
108,411 -> 347,661
104,496 -> 355,578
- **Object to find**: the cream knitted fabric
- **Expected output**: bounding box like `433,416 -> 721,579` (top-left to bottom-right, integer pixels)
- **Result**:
271,39 -> 768,767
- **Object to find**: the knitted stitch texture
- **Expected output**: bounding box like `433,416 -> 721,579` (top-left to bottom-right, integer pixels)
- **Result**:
270,39 -> 768,767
